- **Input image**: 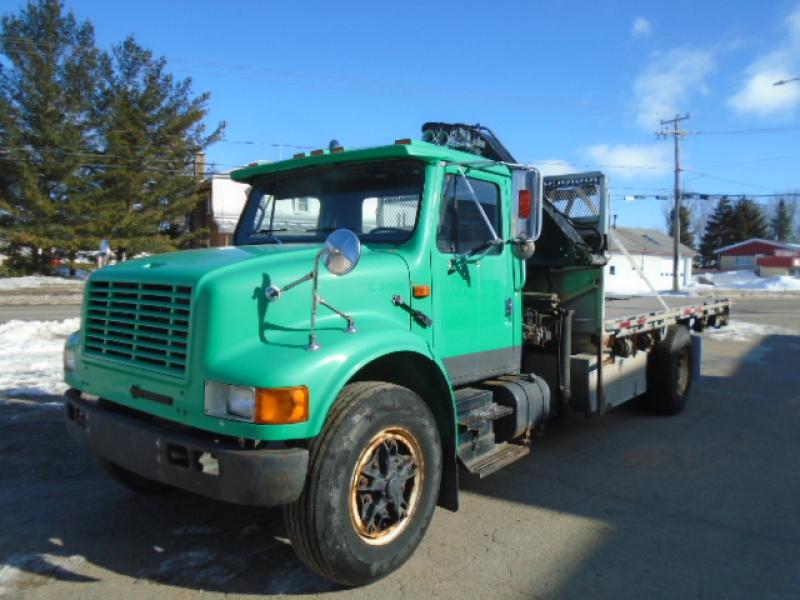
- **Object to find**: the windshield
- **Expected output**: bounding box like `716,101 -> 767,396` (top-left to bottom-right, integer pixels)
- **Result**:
235,160 -> 424,245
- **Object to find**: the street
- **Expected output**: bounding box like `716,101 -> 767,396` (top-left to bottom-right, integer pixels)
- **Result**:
0,305 -> 81,323
0,297 -> 798,599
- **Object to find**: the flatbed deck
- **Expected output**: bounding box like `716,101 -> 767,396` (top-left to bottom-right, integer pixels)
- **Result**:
604,294 -> 731,337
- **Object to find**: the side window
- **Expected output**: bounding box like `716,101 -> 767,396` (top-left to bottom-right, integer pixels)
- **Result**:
436,174 -> 502,254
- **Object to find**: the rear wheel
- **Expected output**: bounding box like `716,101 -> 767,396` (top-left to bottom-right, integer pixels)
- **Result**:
646,325 -> 692,415
284,381 -> 442,587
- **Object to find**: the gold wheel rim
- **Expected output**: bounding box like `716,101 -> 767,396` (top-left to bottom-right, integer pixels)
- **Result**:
349,427 -> 423,546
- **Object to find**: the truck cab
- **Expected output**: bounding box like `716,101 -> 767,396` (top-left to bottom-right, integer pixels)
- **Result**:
64,124 -> 727,586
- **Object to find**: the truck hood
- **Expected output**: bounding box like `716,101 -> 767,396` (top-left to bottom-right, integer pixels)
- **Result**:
94,244 -> 324,287
90,242 -> 413,342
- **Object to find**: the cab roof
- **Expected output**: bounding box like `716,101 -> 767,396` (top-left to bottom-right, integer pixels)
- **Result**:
229,139 -> 510,183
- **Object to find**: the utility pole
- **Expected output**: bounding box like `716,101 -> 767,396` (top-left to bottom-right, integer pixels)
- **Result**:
657,114 -> 691,292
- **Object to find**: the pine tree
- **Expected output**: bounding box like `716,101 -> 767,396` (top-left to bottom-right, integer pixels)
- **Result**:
0,0 -> 102,270
89,37 -> 223,257
771,198 -> 794,241
732,197 -> 768,241
700,197 -> 736,267
666,204 -> 695,249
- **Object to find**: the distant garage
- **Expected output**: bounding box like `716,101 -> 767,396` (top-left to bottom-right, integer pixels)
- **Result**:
714,238 -> 800,277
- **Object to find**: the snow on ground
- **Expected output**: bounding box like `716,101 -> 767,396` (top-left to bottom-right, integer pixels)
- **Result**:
705,320 -> 797,343
691,270 -> 800,291
609,270 -> 800,296
0,276 -> 81,290
0,318 -> 79,398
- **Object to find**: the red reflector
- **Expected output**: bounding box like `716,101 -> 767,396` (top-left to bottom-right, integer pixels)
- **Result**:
637,318 -> 648,325
310,149 -> 324,156
394,138 -> 412,145
620,320 -> 632,328
518,190 -> 532,219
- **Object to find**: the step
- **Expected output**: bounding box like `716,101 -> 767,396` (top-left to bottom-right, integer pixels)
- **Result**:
458,402 -> 513,430
455,387 -> 494,415
462,443 -> 530,479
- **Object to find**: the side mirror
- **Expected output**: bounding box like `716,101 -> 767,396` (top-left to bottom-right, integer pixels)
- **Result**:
322,229 -> 361,276
512,168 -> 543,242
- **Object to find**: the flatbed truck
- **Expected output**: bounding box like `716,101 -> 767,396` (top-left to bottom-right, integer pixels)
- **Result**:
63,123 -> 731,586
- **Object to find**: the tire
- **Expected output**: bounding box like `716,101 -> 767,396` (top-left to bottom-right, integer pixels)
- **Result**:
100,460 -> 173,494
646,325 -> 692,415
284,381 -> 442,587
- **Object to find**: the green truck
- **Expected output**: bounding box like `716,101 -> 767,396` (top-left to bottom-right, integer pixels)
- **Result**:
63,123 -> 731,586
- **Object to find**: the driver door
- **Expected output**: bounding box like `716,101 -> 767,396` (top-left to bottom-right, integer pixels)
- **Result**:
431,169 -> 517,386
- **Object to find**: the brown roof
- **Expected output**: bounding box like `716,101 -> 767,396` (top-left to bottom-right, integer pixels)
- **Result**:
608,227 -> 698,257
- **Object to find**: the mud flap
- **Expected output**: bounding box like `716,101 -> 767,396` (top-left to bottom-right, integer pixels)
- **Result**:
691,333 -> 703,380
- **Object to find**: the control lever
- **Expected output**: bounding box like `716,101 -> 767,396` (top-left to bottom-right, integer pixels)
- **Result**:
392,295 -> 433,328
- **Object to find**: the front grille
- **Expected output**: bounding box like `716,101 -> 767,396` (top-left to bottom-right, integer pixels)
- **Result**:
84,280 -> 193,376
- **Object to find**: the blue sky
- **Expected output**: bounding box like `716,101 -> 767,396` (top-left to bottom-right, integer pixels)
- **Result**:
7,0 -> 800,230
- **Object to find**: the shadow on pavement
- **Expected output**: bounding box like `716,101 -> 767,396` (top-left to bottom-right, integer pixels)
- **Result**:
1,334 -> 799,597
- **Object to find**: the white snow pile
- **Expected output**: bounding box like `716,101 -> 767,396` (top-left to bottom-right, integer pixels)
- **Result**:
705,320 -> 797,343
692,270 -> 800,291
0,276 -> 79,291
0,318 -> 79,398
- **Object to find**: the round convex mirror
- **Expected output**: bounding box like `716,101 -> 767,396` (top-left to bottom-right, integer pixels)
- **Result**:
322,229 -> 361,276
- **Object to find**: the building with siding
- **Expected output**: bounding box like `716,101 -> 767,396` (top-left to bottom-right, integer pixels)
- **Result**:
605,227 -> 697,293
714,238 -> 800,276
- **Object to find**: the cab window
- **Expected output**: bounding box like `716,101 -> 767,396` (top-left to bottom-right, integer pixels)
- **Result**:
436,175 -> 501,254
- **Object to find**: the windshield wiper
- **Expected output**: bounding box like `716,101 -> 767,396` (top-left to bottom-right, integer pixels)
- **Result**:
257,227 -> 287,244
305,227 -> 339,233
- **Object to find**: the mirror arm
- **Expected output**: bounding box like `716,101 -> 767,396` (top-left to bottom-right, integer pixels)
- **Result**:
319,298 -> 357,334
307,249 -> 325,351
457,167 -> 501,243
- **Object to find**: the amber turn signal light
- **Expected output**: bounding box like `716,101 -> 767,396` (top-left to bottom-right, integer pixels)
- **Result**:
255,386 -> 309,424
412,284 -> 431,298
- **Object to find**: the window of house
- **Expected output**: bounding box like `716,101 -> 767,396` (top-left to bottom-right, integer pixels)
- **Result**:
436,175 -> 502,254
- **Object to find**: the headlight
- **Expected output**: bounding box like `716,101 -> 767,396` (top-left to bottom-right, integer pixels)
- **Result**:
63,347 -> 77,373
204,381 -> 309,424
205,381 -> 255,421
63,330 -> 81,373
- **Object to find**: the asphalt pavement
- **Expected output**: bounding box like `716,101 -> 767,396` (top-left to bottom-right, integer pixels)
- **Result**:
0,296 -> 798,599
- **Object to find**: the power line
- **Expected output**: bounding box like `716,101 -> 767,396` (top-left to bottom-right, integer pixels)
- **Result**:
0,35 -> 625,115
694,125 -> 800,136
682,169 -> 776,192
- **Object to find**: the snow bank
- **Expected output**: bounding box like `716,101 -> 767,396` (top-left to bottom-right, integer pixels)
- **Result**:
692,271 -> 800,291
0,318 -> 79,398
0,276 -> 80,290
705,320 -> 797,343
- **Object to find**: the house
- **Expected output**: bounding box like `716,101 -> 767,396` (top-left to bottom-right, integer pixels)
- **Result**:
189,174 -> 250,247
605,227 -> 697,293
714,238 -> 800,276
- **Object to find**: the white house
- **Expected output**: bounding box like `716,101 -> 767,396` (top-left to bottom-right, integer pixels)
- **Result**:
605,227 -> 697,294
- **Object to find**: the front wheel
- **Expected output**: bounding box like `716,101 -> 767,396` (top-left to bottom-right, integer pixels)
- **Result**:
284,381 -> 442,586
